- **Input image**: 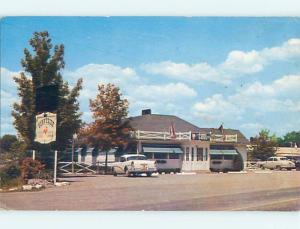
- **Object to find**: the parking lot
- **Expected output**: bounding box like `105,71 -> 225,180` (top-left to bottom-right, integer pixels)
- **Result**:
1,170 -> 300,211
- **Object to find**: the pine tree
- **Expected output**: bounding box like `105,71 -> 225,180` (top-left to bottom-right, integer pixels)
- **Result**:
80,84 -> 132,173
12,31 -> 83,155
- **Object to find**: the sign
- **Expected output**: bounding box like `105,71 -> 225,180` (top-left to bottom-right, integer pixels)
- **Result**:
191,132 -> 211,141
35,112 -> 57,144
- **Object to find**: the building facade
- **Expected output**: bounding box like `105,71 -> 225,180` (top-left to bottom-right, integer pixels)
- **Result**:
126,110 -> 249,171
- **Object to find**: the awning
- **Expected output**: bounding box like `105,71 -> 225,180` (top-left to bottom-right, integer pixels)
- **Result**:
210,149 -> 238,155
143,147 -> 183,154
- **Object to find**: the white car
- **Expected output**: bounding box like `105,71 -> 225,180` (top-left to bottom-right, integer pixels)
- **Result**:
262,157 -> 295,170
112,154 -> 157,177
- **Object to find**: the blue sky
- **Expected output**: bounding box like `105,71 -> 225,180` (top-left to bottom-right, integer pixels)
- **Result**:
1,17 -> 300,138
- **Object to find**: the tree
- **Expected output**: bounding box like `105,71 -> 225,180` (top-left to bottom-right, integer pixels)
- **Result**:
277,131 -> 300,147
80,84 -> 132,173
250,129 -> 277,161
0,134 -> 18,152
12,31 -> 83,158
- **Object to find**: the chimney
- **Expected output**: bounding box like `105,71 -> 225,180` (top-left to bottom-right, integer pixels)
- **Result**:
142,109 -> 151,115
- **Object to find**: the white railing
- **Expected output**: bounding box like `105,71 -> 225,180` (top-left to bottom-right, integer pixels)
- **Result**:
132,130 -> 191,140
210,134 -> 238,142
224,134 -> 238,142
131,130 -> 238,142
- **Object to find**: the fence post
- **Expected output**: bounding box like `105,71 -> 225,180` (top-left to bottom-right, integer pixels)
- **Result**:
54,150 -> 57,185
32,150 -> 35,160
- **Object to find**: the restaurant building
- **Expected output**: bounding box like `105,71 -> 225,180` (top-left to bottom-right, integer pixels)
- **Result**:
125,109 -> 249,171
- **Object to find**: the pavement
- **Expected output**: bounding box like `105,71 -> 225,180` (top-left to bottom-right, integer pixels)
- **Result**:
0,171 -> 300,211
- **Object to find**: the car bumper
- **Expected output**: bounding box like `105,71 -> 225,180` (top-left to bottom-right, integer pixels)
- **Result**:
129,168 -> 157,173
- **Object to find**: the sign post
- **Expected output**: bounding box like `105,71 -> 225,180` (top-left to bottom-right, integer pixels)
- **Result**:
35,112 -> 57,184
54,150 -> 58,185
71,133 -> 77,174
32,150 -> 36,160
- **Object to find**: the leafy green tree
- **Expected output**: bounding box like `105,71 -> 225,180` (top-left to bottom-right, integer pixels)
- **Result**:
277,131 -> 300,147
250,129 -> 277,161
12,31 -> 83,156
80,84 -> 132,173
0,135 -> 27,163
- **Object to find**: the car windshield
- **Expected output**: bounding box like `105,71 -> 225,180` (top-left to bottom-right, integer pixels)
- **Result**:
127,156 -> 147,161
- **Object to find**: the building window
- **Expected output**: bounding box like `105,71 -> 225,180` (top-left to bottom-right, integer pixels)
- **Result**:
210,145 -> 234,150
154,153 -> 167,159
185,147 -> 189,161
224,155 -> 234,160
191,147 -> 194,161
197,148 -> 203,161
144,153 -> 153,159
169,153 -> 180,159
211,155 -> 223,160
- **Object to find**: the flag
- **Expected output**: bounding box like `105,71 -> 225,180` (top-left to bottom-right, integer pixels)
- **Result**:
169,122 -> 176,139
218,123 -> 224,134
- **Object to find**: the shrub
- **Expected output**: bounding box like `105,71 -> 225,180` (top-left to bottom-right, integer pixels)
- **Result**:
0,163 -> 22,187
21,158 -> 45,181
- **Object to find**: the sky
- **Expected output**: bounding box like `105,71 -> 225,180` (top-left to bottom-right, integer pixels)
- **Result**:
1,17 -> 300,138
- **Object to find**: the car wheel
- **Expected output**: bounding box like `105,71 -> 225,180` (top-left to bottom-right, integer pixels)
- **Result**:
146,172 -> 152,177
287,168 -> 292,171
275,165 -> 281,170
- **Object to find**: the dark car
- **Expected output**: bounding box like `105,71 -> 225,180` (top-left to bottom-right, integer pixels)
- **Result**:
295,160 -> 300,171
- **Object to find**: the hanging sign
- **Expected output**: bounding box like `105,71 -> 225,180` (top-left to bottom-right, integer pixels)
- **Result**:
35,112 -> 57,144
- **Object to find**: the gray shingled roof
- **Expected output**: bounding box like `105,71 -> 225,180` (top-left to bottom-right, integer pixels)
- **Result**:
126,114 -> 201,132
125,114 -> 249,144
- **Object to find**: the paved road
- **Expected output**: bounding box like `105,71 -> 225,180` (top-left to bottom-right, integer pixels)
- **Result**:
1,171 -> 300,211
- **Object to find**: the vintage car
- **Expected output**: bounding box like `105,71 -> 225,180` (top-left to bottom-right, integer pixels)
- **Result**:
112,154 -> 157,177
262,157 -> 295,170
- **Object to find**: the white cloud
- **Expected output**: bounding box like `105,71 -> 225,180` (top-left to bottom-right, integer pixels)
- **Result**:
65,63 -> 140,99
193,94 -> 243,122
1,67 -> 20,90
240,123 -> 265,133
64,64 -> 198,122
142,61 -> 229,84
221,50 -> 265,74
222,38 -> 300,75
261,38 -> 300,61
142,38 -> 300,84
231,74 -> 300,111
131,82 -> 197,101
1,68 -> 19,136
192,73 -> 300,121
64,63 -> 141,123
127,82 -> 197,116
1,89 -> 17,107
